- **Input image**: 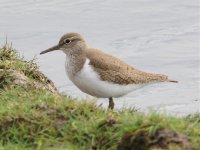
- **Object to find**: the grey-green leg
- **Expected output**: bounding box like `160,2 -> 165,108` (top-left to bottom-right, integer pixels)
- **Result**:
108,97 -> 114,110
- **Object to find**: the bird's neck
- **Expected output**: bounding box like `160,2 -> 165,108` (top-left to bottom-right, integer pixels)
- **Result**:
65,48 -> 86,77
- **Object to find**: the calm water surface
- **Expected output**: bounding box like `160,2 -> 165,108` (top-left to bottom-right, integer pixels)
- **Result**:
0,0 -> 199,115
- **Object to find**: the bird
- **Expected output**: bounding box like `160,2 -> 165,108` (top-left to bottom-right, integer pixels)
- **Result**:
40,32 -> 177,110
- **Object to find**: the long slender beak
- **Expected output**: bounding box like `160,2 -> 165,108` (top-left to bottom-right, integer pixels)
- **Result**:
40,44 -> 60,55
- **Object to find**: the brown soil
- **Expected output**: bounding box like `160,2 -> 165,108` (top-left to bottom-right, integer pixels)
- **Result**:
0,69 -> 59,94
118,128 -> 192,150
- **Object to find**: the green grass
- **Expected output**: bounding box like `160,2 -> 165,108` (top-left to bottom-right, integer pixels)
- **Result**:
0,87 -> 199,150
0,42 -> 37,77
0,43 -> 199,150
0,42 -> 50,86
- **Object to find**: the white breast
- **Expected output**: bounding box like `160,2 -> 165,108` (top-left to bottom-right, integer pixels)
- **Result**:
66,59 -> 144,98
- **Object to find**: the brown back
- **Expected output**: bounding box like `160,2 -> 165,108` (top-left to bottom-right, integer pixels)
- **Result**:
86,48 -> 169,85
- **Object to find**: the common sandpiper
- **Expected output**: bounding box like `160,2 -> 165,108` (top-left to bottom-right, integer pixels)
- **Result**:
40,32 -> 177,109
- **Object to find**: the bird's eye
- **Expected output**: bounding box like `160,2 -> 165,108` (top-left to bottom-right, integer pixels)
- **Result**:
64,39 -> 71,44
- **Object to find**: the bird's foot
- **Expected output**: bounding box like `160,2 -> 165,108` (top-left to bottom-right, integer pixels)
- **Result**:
108,97 -> 114,110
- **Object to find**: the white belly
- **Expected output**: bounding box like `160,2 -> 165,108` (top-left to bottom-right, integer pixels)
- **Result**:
66,59 -> 144,98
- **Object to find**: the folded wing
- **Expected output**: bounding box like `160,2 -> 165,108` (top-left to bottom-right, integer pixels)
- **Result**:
86,48 -> 169,85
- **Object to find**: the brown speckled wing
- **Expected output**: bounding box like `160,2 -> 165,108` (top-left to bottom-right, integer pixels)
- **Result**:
86,48 -> 168,85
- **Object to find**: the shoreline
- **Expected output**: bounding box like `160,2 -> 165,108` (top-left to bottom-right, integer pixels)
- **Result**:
0,43 -> 199,149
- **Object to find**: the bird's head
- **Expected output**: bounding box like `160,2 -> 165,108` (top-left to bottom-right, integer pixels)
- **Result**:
40,32 -> 86,55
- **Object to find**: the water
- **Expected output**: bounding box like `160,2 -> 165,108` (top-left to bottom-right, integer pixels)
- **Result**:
0,0 -> 199,116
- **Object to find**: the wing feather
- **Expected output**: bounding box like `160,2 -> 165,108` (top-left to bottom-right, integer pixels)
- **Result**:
86,48 -> 168,85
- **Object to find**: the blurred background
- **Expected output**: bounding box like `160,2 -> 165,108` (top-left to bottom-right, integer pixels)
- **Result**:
0,0 -> 199,115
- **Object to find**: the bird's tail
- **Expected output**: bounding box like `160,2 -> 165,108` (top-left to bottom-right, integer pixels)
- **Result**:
168,80 -> 178,83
